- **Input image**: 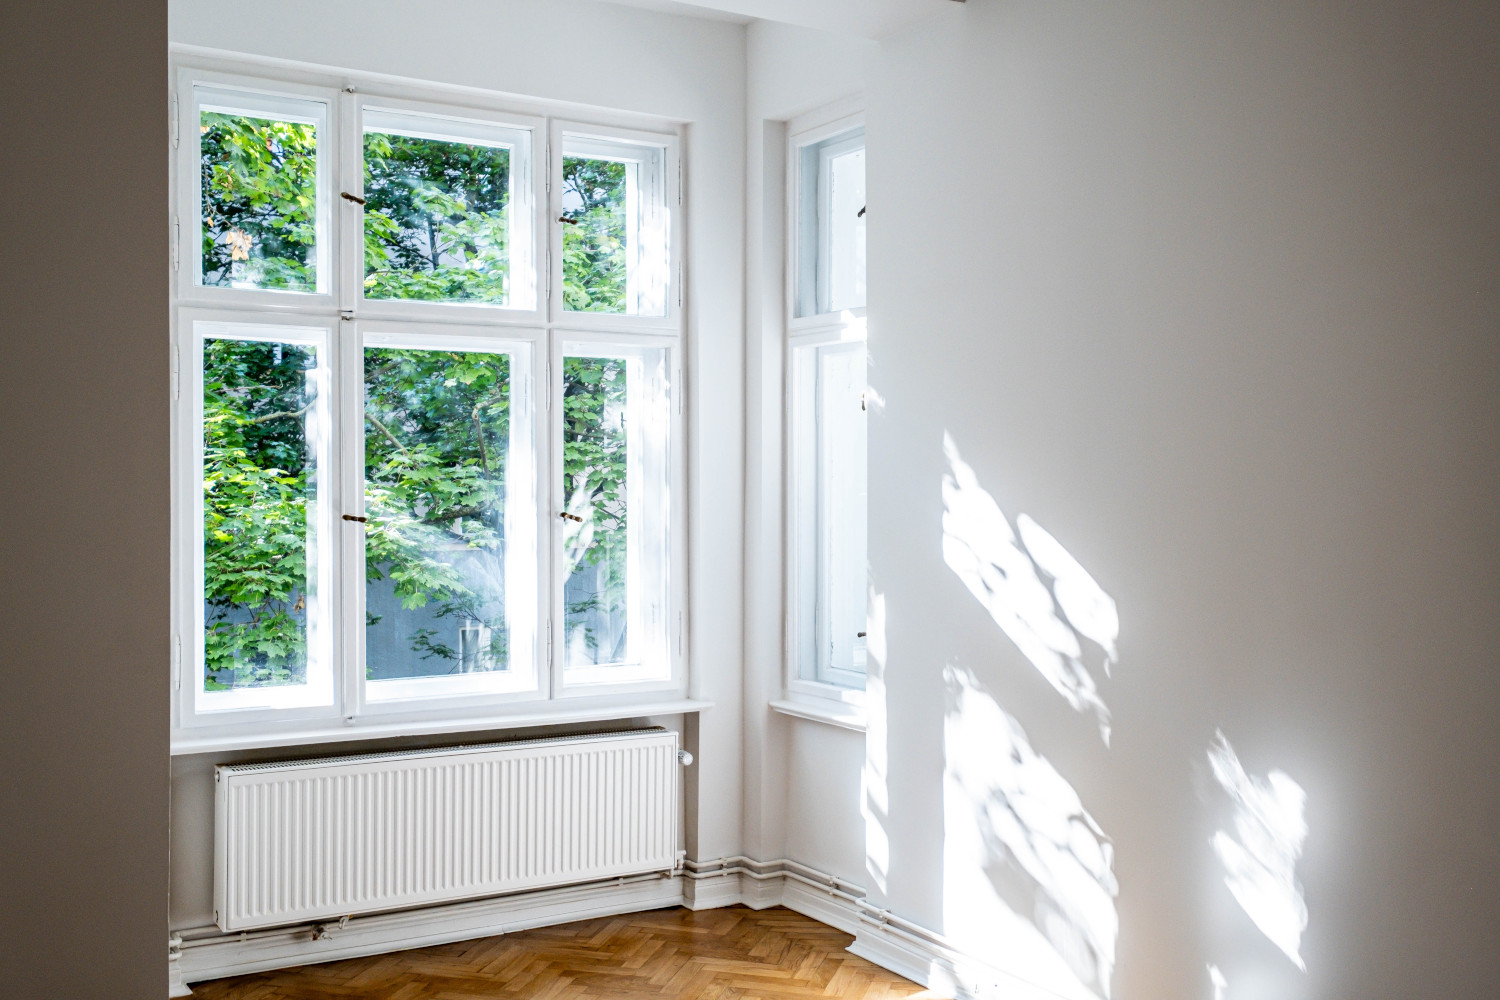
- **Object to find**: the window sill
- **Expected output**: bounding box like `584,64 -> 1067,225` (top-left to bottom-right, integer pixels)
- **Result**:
171,698 -> 715,756
770,697 -> 867,733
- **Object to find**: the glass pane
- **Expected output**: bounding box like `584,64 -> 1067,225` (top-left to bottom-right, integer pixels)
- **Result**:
562,355 -> 632,666
364,348 -> 511,680
363,129 -> 513,304
826,146 -> 866,312
202,337 -> 321,690
562,156 -> 631,313
200,111 -> 318,292
817,345 -> 868,682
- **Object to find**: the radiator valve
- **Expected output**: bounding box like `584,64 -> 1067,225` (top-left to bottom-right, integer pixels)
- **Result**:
677,749 -> 694,766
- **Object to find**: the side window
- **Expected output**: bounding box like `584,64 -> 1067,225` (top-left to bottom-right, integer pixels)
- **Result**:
789,119 -> 868,692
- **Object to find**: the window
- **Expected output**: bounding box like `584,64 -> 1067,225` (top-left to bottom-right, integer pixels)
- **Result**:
787,114 -> 868,698
173,67 -> 682,749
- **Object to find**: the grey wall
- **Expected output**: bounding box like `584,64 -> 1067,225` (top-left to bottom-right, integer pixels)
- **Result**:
0,4 -> 170,998
867,1 -> 1500,997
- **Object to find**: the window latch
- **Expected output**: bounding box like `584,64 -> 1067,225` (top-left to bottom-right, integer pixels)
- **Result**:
341,191 -> 367,205
857,631 -> 867,638
559,511 -> 584,523
342,514 -> 368,523
558,215 -> 581,226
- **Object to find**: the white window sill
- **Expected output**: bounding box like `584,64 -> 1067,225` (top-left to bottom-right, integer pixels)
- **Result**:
171,698 -> 715,756
770,697 -> 867,733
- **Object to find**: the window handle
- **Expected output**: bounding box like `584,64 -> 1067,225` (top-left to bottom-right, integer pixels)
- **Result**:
559,511 -> 584,523
857,632 -> 867,638
342,514 -> 368,523
558,215 -> 580,225
341,191 -> 367,205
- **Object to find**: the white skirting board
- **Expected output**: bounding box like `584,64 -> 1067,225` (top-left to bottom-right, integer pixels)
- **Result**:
169,858 -> 1069,1000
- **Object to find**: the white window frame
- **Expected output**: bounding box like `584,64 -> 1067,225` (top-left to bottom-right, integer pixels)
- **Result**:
782,103 -> 869,719
170,57 -> 690,753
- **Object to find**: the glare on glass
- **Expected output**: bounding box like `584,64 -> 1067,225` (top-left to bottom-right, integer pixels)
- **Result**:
201,337 -> 322,691
363,347 -> 511,680
199,111 -> 319,292
363,126 -> 513,305
561,355 -> 634,667
824,144 -> 866,313
817,345 -> 868,683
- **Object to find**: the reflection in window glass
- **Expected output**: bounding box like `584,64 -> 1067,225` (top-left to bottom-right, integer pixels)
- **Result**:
200,112 -> 319,292
202,337 -> 321,690
561,355 -> 632,666
561,157 -> 631,314
363,128 -> 513,304
364,348 -> 511,680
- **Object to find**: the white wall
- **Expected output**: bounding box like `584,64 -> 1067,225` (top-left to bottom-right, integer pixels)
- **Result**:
741,21 -> 873,879
168,0 -> 746,928
866,1 -> 1500,997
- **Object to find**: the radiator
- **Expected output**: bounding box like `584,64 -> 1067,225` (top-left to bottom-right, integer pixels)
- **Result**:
213,728 -> 680,932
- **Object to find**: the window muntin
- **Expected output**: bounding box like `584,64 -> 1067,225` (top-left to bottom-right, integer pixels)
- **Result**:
560,345 -> 672,686
560,135 -> 669,317
795,126 -> 866,318
791,339 -> 868,689
195,88 -> 328,294
361,110 -> 534,309
195,321 -> 334,713
361,338 -> 537,702
174,70 -> 682,745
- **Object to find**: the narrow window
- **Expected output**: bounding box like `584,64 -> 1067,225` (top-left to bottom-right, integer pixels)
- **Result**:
795,127 -> 866,318
197,323 -> 333,711
362,111 -> 533,308
560,347 -> 672,684
561,136 -> 669,317
196,89 -> 326,293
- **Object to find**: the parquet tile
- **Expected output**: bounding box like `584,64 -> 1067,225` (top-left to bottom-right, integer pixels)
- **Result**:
190,906 -> 948,1000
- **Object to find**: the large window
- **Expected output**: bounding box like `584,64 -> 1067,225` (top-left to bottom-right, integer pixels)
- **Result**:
173,67 -> 682,749
787,114 -> 868,699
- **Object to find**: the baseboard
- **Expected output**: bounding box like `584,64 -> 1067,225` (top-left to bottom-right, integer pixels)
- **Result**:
175,873 -> 684,987
170,857 -> 1046,1000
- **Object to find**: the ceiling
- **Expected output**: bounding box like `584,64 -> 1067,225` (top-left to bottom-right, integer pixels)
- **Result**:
605,0 -> 957,38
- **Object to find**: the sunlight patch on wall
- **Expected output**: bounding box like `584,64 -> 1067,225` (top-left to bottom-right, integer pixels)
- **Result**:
940,434 -> 1118,742
1208,731 -> 1309,970
863,588 -> 891,895
943,664 -> 1118,1000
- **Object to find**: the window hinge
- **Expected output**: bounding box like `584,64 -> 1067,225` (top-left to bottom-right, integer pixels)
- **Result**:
546,621 -> 553,664
170,93 -> 180,149
172,635 -> 182,691
171,216 -> 180,273
340,309 -> 355,323
171,343 -> 180,402
677,158 -> 682,206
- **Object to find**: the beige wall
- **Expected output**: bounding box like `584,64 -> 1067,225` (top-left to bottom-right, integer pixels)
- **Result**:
0,4 -> 170,998
867,0 -> 1500,996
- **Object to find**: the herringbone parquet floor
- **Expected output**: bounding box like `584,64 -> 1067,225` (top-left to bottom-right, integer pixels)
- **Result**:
190,905 -> 947,999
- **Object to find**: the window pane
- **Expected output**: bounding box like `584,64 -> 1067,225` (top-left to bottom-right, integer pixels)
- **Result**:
364,348 -> 511,682
562,157 -> 631,314
363,127 -> 513,305
200,111 -> 319,292
562,355 -> 633,666
817,345 -> 868,683
825,146 -> 866,313
202,337 -> 322,691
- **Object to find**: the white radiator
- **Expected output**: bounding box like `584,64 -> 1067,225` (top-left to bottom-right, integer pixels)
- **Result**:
213,728 -> 680,932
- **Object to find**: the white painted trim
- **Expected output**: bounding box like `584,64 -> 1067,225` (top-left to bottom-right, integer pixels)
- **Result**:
172,856 -> 1035,1000
769,697 -> 867,732
170,697 -> 713,755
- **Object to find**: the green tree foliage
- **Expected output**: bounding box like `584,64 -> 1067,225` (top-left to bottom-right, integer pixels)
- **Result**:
363,132 -> 511,303
199,124 -> 635,689
364,348 -> 511,673
200,113 -> 318,291
561,356 -> 630,660
202,339 -> 317,689
561,157 -> 628,313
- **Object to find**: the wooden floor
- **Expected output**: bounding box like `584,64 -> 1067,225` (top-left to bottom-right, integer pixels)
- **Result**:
190,905 -> 944,1000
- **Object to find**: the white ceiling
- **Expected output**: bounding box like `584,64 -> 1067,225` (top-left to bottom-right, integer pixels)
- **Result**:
606,0 -> 957,38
